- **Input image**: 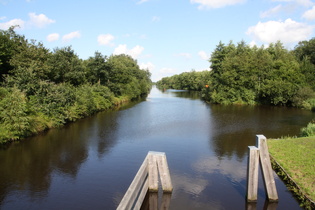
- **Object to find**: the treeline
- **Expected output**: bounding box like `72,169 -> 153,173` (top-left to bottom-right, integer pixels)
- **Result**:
157,40 -> 315,109
156,70 -> 210,91
0,28 -> 151,144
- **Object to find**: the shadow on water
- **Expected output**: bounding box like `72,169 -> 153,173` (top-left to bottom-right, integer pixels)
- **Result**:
209,104 -> 315,161
0,108 -> 121,206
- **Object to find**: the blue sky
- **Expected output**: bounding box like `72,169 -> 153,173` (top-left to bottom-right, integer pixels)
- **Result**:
1,0 -> 315,81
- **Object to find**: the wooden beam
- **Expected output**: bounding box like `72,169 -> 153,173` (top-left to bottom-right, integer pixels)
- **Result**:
133,178 -> 149,210
117,155 -> 149,210
156,153 -> 173,193
247,146 -> 259,202
148,153 -> 159,192
256,135 -> 278,201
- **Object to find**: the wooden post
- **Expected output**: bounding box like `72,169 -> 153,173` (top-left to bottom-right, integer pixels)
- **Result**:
156,153 -> 173,193
247,146 -> 259,202
148,153 -> 159,192
256,135 -> 278,201
117,151 -> 173,210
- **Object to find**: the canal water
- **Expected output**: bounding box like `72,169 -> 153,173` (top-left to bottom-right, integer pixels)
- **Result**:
1,87 -> 314,209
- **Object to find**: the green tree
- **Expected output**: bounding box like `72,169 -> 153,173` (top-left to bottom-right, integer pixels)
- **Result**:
47,46 -> 86,86
85,51 -> 109,85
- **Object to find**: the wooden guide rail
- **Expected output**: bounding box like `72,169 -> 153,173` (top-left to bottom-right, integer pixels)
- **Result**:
117,151 -> 173,210
247,135 -> 278,203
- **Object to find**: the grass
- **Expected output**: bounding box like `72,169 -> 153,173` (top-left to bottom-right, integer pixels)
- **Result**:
268,137 -> 315,209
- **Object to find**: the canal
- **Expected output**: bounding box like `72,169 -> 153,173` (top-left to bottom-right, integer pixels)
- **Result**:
1,87 -> 314,209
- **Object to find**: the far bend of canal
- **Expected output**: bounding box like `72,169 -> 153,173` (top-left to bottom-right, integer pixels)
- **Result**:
1,87 -> 315,210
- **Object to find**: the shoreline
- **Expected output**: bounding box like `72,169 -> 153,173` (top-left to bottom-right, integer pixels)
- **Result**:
268,147 -> 315,209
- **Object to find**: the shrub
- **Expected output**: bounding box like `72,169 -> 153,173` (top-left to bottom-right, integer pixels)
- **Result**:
300,122 -> 315,137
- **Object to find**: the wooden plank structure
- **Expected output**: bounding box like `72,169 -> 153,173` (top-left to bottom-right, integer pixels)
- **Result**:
247,135 -> 278,203
117,151 -> 173,210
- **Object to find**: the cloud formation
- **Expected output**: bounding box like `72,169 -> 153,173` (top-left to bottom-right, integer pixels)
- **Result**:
28,13 -> 55,28
302,6 -> 315,20
247,18 -> 314,45
47,33 -> 60,42
139,62 -> 155,71
0,18 -> 25,30
62,31 -> 81,42
113,44 -> 144,59
190,0 -> 246,9
0,13 -> 54,30
97,34 -> 115,46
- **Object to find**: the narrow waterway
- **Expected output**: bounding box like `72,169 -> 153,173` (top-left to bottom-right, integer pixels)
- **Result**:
1,87 -> 314,209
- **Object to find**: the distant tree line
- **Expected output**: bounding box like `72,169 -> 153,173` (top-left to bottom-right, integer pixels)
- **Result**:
157,40 -> 315,109
0,27 -> 152,143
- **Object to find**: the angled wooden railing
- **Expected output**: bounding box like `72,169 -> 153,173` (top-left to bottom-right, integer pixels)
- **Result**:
247,135 -> 278,203
117,151 -> 173,210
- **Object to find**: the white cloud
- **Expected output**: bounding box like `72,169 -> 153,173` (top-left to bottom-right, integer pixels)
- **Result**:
28,13 -> 55,28
97,34 -> 115,46
0,18 -> 25,30
47,33 -> 59,42
113,44 -> 144,59
246,18 -> 314,45
198,51 -> 209,60
140,62 -> 155,71
193,156 -> 247,182
260,5 -> 283,18
62,31 -> 81,42
190,0 -> 246,9
302,6 -> 315,20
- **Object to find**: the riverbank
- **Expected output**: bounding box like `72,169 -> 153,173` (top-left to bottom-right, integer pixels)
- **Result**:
0,91 -> 146,145
268,137 -> 315,209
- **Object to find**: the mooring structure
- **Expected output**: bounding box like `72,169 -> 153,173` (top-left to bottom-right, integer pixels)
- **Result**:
117,151 -> 173,210
247,135 -> 278,203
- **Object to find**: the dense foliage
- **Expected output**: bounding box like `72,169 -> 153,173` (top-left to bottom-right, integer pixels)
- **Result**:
157,40 -> 315,108
0,28 -> 151,143
156,70 -> 210,91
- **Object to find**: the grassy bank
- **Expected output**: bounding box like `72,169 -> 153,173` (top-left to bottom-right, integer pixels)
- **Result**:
268,137 -> 315,209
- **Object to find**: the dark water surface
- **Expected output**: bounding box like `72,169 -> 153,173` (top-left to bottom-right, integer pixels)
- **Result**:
1,87 -> 314,210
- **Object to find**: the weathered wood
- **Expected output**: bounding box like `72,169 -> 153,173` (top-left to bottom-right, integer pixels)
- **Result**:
133,178 -> 149,210
148,153 -> 159,192
116,155 -> 149,210
247,146 -> 259,202
156,153 -> 173,193
256,135 -> 278,201
117,151 -> 173,209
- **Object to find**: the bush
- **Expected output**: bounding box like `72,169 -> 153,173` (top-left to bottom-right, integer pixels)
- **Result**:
300,122 -> 315,137
0,87 -> 31,141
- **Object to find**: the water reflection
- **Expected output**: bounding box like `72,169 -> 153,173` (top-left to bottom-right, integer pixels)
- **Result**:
210,104 -> 315,160
0,109 -> 120,206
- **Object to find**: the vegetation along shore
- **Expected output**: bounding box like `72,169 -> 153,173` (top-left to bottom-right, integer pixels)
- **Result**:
0,27 -> 152,144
